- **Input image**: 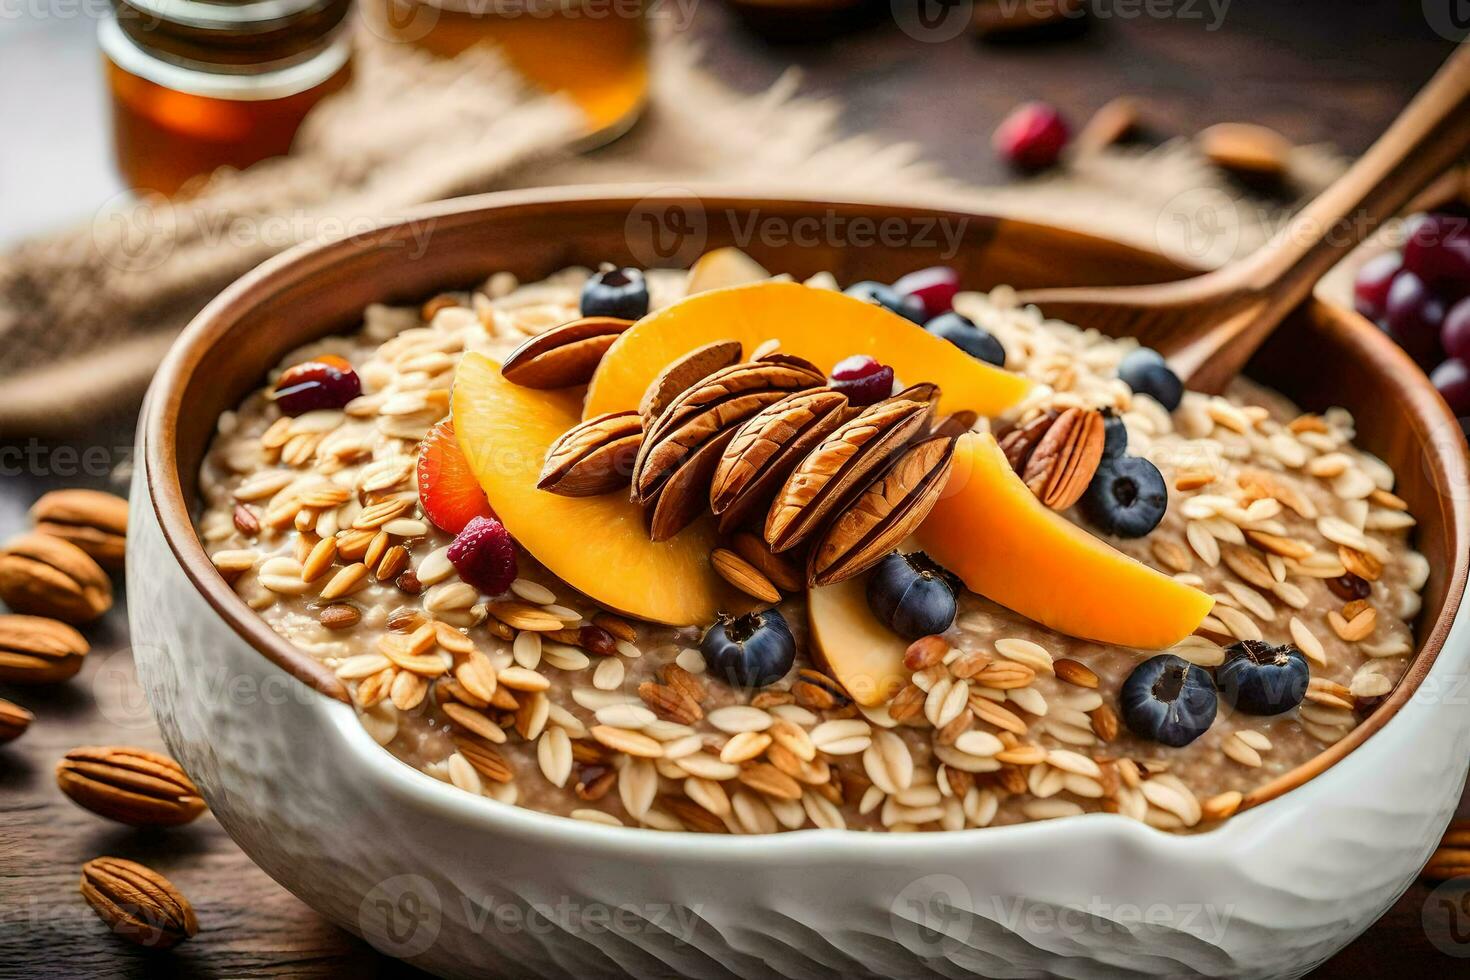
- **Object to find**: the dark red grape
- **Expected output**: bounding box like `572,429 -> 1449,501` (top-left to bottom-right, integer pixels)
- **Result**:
274,355 -> 361,416
1431,358 -> 1470,416
1443,297 -> 1470,363
1402,212 -> 1470,297
1383,270 -> 1447,368
1352,251 -> 1402,321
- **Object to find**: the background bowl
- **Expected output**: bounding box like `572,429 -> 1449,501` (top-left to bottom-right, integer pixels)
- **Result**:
131,187 -> 1470,979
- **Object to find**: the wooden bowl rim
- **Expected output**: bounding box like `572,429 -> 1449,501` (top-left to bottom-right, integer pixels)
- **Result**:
141,183 -> 1470,822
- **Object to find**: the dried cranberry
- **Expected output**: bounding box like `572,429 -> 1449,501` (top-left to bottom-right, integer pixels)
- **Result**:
447,516 -> 518,596
893,266 -> 960,320
274,355 -> 361,416
830,354 -> 895,406
1327,573 -> 1371,602
993,102 -> 1070,172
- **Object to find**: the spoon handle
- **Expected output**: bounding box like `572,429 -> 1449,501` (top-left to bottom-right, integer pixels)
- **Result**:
1238,43 -> 1470,297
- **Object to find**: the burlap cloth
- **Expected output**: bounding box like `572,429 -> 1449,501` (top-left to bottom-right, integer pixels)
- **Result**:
0,33 -> 1346,438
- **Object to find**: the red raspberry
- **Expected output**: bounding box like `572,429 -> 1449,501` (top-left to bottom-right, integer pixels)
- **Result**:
447,516 -> 518,596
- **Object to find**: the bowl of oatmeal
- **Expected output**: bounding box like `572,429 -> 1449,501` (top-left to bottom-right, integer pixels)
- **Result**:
131,188 -> 1469,978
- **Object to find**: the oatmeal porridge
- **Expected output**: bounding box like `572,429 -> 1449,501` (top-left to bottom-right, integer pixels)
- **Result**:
196,255 -> 1427,834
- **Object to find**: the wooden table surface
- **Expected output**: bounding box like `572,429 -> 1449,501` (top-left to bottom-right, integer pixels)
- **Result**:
2,3 -> 1468,977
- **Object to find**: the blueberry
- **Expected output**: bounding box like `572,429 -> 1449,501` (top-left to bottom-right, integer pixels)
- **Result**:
925,312 -> 1007,367
1099,408 -> 1128,459
845,280 -> 926,323
1080,455 -> 1167,538
1120,654 -> 1218,747
581,267 -> 649,320
866,552 -> 957,640
1215,640 -> 1309,716
1117,348 -> 1183,411
700,609 -> 796,689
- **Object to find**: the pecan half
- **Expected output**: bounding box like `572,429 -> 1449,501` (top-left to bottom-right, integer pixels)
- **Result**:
807,436 -> 956,586
538,411 -> 644,496
1019,407 -> 1105,510
80,857 -> 198,949
0,533 -> 112,623
635,359 -> 824,540
709,387 -> 848,532
30,489 -> 129,569
0,614 -> 89,683
57,746 -> 207,827
0,698 -> 33,743
500,316 -> 631,388
998,410 -> 1058,470
765,395 -> 933,553
638,339 -> 743,425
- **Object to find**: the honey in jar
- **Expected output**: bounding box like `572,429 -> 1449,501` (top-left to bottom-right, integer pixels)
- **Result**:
365,0 -> 649,141
100,0 -> 354,196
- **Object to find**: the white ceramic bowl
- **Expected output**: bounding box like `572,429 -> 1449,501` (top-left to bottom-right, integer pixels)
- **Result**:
130,188 -> 1470,978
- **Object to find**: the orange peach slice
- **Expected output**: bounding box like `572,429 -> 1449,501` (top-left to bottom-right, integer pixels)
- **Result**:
807,571 -> 909,707
582,281 -> 1030,420
453,352 -> 727,626
916,433 -> 1214,649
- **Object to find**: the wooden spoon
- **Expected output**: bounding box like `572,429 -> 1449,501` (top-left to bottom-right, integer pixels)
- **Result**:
1015,44 -> 1470,394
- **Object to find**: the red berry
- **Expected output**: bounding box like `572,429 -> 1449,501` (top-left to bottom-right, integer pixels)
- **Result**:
1352,251 -> 1402,321
892,266 -> 960,320
418,420 -> 495,534
1443,297 -> 1470,363
274,354 -> 361,416
993,102 -> 1069,172
1431,358 -> 1470,417
830,355 -> 895,406
447,516 -> 518,596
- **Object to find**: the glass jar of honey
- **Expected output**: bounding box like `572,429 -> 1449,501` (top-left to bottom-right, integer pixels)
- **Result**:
364,0 -> 649,143
100,0 -> 354,196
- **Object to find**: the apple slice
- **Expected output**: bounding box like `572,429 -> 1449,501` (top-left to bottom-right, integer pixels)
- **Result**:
452,352 -> 728,626
583,280 -> 1030,420
807,572 -> 909,707
685,247 -> 770,294
916,433 -> 1214,649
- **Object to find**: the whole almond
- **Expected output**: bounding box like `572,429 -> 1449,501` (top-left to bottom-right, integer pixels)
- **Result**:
638,339 -> 743,425
730,531 -> 803,593
0,698 -> 34,742
1198,122 -> 1292,179
30,489 -> 129,569
500,316 -> 630,388
710,548 -> 781,602
80,857 -> 198,949
57,746 -> 206,827
0,533 -> 112,623
0,614 -> 89,683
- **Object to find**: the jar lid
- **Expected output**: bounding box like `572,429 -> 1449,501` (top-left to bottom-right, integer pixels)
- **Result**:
112,0 -> 352,74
